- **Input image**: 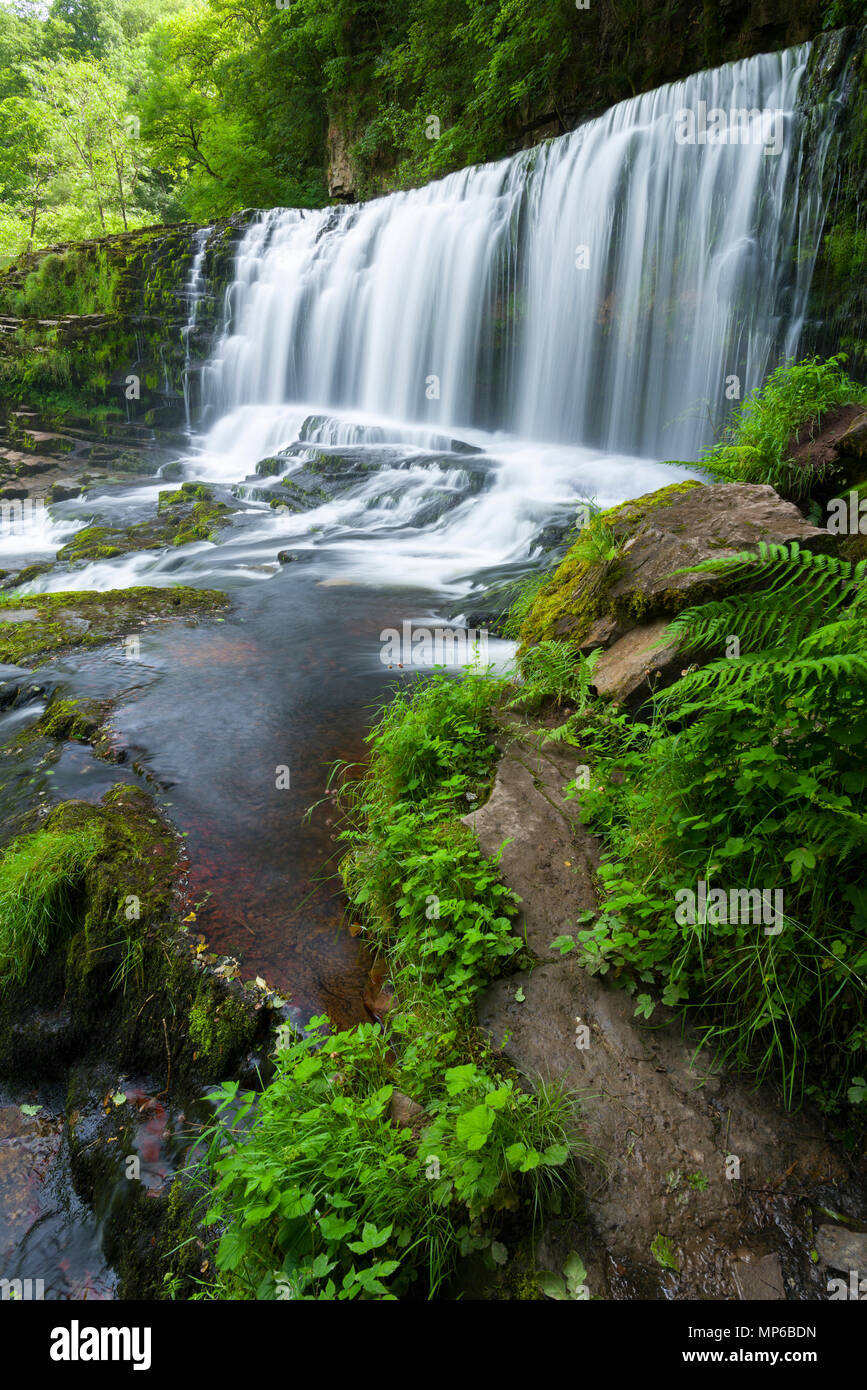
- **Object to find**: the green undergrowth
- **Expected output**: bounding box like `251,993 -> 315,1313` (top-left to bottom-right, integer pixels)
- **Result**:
698,354 -> 867,501
541,542 -> 867,1120
195,671 -> 590,1300
0,826 -> 106,989
4,250 -> 121,319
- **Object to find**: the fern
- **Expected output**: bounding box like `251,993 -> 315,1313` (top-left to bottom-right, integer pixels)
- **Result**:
571,536 -> 867,1108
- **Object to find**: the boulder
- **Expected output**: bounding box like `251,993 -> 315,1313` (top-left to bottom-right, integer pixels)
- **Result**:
526,481 -> 836,653
814,1224 -> 867,1273
589,618 -> 681,708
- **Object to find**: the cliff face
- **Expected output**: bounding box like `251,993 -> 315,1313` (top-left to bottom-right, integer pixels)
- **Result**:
800,26 -> 867,378
328,0 -> 832,202
0,217 -> 246,474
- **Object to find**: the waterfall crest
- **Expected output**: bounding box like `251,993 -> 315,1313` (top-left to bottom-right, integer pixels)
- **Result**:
200,44 -> 824,463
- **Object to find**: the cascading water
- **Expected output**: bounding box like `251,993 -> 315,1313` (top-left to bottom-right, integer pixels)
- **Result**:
201,45 -> 819,461
136,40 -> 829,595
181,226 -> 212,432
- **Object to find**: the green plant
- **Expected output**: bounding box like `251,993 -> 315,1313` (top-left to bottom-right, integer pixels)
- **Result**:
508,640 -> 601,712
537,1252 -> 589,1300
500,570 -> 554,640
651,1233 -> 679,1271
0,826 -> 105,989
699,354 -> 867,500
559,543 -> 867,1110
198,1020 -> 586,1299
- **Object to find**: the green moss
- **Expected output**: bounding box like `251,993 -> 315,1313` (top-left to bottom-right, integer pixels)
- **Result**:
56,487 -> 232,564
519,480 -> 702,648
0,585 -> 230,667
188,987 -> 259,1081
28,696 -> 108,744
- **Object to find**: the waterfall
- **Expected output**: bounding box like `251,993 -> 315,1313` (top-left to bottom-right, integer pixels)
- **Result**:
181,226 -> 212,432
199,43 -> 825,465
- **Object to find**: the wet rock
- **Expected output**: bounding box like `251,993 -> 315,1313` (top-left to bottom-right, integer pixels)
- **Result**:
0,586 -> 229,668
46,483 -> 81,503
0,1101 -> 64,1263
731,1251 -> 786,1300
389,1090 -> 426,1133
838,409 -> 867,461
815,1224 -> 867,1273
462,733 -> 597,962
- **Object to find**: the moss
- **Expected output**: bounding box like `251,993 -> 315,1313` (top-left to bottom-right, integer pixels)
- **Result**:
188,987 -> 260,1082
0,585 -> 229,667
57,525 -> 125,561
0,781 -> 268,1086
26,696 -> 110,746
56,487 -> 232,564
519,480 -> 702,648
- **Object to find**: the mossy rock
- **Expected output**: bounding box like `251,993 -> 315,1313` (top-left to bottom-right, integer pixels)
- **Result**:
519,481 -> 702,649
18,695 -> 113,750
57,486 -> 233,563
0,784 -> 271,1089
519,480 -> 838,652
0,585 -> 229,667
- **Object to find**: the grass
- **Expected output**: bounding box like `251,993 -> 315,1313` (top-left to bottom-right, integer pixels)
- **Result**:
699,353 -> 867,500
0,827 -> 106,989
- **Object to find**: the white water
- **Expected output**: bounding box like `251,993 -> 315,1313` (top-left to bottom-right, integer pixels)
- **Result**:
17,43 -> 836,599
202,46 -> 816,454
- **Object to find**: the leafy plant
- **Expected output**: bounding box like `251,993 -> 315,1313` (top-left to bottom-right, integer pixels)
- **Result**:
0,826 -> 105,989
508,640 -> 601,712
699,354 -> 867,500
651,1234 -> 679,1271
562,542 -> 867,1109
537,1252 -> 589,1300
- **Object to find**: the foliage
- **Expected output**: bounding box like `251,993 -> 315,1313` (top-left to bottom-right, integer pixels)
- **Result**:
0,825 -> 106,988
553,543 -> 867,1111
195,669 -> 590,1298
508,639 -> 600,712
537,1251 -> 589,1300
200,1025 -> 582,1299
9,248 -> 120,315
699,354 -> 867,500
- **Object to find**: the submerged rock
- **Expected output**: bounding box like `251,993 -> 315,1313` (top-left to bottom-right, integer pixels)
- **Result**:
0,585 -> 230,668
